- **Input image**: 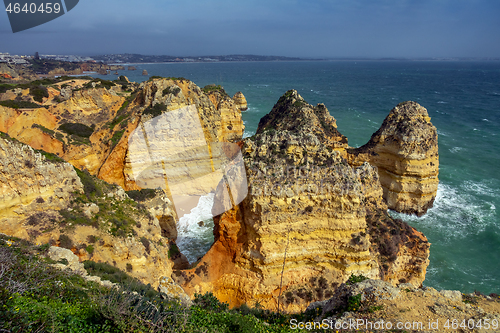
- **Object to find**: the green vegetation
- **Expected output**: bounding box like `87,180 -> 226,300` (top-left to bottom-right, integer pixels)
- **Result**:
81,78 -> 116,91
74,168 -> 102,199
0,83 -> 15,94
148,76 -> 186,82
34,148 -> 66,164
346,274 -> 368,285
31,123 -> 56,137
162,86 -> 181,96
108,92 -> 136,129
143,102 -> 168,118
346,293 -> 362,312
110,129 -> 125,147
125,189 -> 157,202
29,59 -> 81,73
0,235 -> 311,332
58,123 -> 94,138
202,84 -> 228,97
168,242 -> 180,259
59,168 -> 148,238
29,85 -> 49,102
0,100 -> 44,109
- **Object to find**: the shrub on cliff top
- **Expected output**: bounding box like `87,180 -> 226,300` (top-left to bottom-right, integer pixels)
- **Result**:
143,102 -> 167,118
29,85 -> 49,103
126,189 -> 156,202
162,86 -> 181,96
58,122 -> 94,138
202,84 -> 228,97
0,100 -> 44,109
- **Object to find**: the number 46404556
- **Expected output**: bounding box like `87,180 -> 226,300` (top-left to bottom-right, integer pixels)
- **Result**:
5,2 -> 61,14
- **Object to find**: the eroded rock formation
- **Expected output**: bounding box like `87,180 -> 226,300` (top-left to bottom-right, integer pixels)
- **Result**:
0,134 -> 176,290
232,91 -> 248,111
347,101 -> 439,216
173,91 -> 431,312
0,77 -> 437,313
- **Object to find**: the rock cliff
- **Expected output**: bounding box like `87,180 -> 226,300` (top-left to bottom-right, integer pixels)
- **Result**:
0,77 -> 245,192
232,91 -> 248,111
0,133 -> 177,291
0,77 -> 437,313
172,91 -> 430,312
347,101 -> 439,216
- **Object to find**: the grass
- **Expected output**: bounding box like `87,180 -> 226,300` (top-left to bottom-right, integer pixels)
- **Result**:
0,235 -> 310,332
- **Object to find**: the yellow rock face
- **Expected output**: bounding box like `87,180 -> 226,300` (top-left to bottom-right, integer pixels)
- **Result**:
0,136 -> 81,237
207,89 -> 245,142
0,135 -> 174,289
348,101 -> 439,216
173,93 -> 430,313
232,91 -> 248,111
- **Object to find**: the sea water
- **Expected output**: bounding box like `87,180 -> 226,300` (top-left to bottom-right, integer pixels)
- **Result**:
93,60 -> 500,293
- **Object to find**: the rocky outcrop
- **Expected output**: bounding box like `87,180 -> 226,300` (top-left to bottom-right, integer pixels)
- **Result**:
0,77 -> 245,192
257,90 -> 348,155
173,91 -> 430,312
206,87 -> 245,142
0,134 -> 82,238
232,92 -> 248,111
347,101 -> 439,216
305,279 -> 500,333
0,134 -> 178,290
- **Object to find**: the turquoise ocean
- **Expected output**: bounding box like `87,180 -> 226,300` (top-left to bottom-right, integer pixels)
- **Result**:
92,61 -> 500,294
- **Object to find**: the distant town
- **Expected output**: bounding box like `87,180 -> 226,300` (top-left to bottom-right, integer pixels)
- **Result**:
0,52 -> 305,65
1,52 -> 498,66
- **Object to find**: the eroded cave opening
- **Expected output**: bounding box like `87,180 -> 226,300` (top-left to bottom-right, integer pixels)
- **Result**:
168,193 -> 216,269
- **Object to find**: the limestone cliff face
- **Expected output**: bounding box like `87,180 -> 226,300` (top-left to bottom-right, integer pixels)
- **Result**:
257,90 -> 348,155
0,134 -> 175,289
173,92 -> 430,312
0,78 -> 245,192
206,88 -> 245,142
0,135 -> 81,238
347,101 -> 439,216
232,92 -> 248,111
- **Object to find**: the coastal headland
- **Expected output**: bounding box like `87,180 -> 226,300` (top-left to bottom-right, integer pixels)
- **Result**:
0,63 -> 498,331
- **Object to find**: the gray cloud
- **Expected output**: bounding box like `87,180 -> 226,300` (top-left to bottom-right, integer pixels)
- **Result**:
2,0 -> 499,57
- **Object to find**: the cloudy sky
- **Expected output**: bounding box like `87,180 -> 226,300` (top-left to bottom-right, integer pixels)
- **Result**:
1,0 -> 500,58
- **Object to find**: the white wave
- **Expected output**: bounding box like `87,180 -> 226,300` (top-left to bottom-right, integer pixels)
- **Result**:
462,180 -> 500,198
437,101 -> 448,104
390,182 -> 497,240
437,130 -> 448,137
449,147 -> 463,153
482,118 -> 490,122
176,193 -> 216,263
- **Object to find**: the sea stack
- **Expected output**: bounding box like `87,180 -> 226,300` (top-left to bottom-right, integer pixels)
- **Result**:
347,101 -> 439,216
142,69 -> 148,76
232,91 -> 248,111
172,91 -> 430,312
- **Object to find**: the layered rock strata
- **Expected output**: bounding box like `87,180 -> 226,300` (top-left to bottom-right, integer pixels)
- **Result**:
0,134 -> 175,290
347,101 -> 439,216
173,91 -> 430,312
232,91 -> 248,111
0,77 -> 244,192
